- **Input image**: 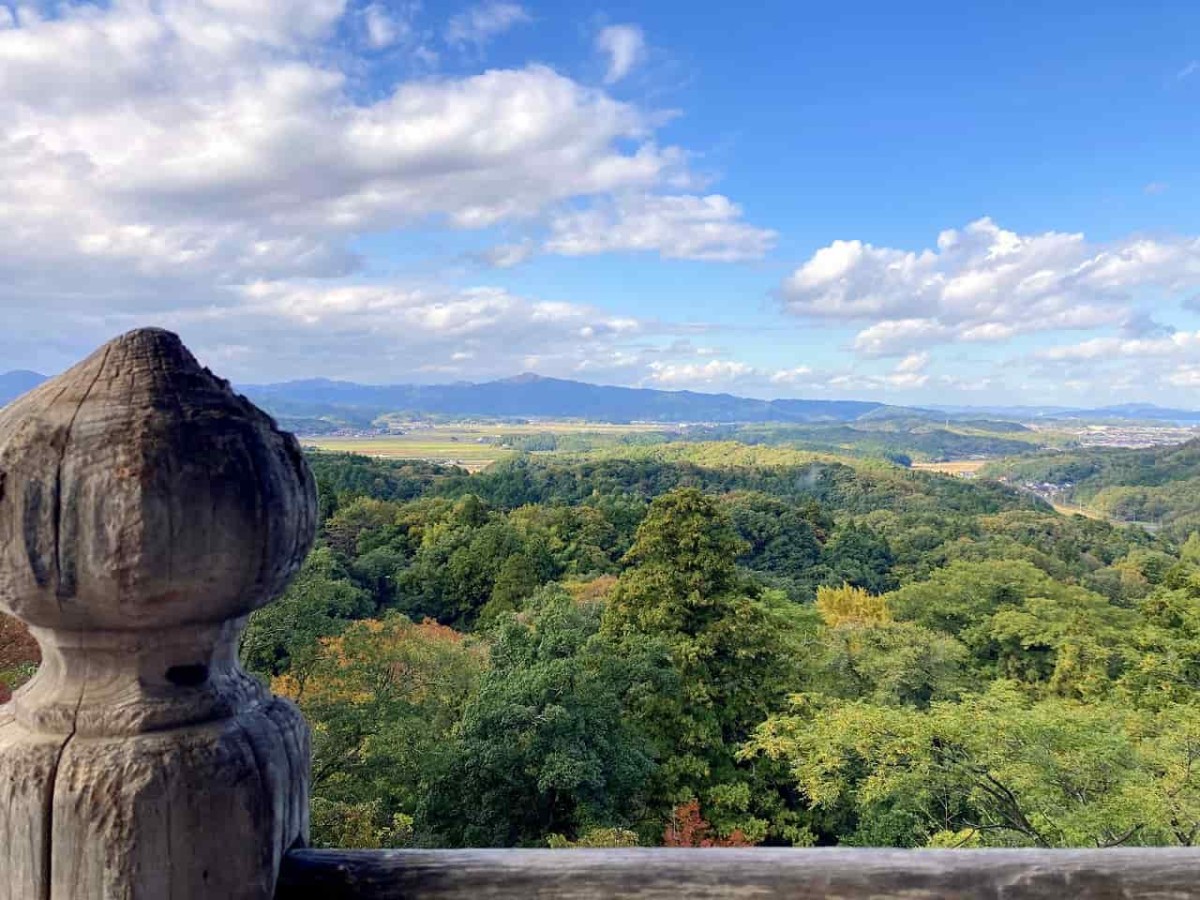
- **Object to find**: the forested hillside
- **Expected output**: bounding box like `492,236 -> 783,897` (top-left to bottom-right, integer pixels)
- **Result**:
989,439 -> 1200,536
492,422 -> 1045,465
209,444 -> 1200,850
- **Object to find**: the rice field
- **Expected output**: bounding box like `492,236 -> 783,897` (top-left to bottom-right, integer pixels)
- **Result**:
302,422 -> 669,471
301,436 -> 510,470
911,459 -> 990,477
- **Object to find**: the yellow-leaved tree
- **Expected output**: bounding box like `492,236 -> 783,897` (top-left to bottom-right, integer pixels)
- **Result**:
815,583 -> 891,628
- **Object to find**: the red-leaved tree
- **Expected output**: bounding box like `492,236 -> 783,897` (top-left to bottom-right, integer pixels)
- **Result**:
662,800 -> 754,848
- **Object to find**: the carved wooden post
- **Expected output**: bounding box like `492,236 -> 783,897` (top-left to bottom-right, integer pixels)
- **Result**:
0,328 -> 317,899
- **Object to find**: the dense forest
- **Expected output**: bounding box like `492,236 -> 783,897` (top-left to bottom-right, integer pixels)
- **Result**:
491,420 -> 1043,465
4,442 -> 1200,847
989,439 -> 1200,537
198,443 -> 1200,850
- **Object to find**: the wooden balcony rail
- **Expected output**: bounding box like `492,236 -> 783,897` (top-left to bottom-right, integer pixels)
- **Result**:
2,328 -> 1199,899
275,847 -> 1200,898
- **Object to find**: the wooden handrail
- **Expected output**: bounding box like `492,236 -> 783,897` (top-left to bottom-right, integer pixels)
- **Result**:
276,847 -> 1200,899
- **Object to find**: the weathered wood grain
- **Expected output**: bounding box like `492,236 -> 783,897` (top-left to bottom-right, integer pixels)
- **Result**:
0,327 -> 315,635
0,328 -> 317,899
277,848 -> 1200,899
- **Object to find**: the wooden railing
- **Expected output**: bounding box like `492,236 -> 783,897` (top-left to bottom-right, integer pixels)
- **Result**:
275,847 -> 1200,898
1,328 -> 1197,899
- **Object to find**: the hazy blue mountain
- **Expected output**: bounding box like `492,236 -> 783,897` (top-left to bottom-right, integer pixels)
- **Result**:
0,370 -> 46,407
1081,403 -> 1200,422
244,374 -> 1200,427
928,402 -> 1200,422
242,373 -> 905,424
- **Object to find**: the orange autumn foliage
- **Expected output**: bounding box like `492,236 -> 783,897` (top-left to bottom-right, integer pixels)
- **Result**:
272,615 -> 486,708
662,800 -> 754,848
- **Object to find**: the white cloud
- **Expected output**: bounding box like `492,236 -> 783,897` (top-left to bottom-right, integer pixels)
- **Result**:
1031,331 -> 1200,402
1038,331 -> 1200,362
546,194 -> 776,261
239,281 -> 632,336
0,0 -> 775,378
769,366 -> 813,385
596,24 -> 645,84
363,3 -> 411,49
125,280 -> 666,382
0,4 -> 685,269
781,218 -> 1200,356
646,359 -> 756,386
1178,60 -> 1199,81
445,1 -> 529,46
894,351 -> 930,374
819,352 -> 931,391
1167,365 -> 1200,387
480,240 -> 537,268
852,319 -> 950,356
886,352 -> 930,388
645,355 -> 937,395
611,348 -> 975,398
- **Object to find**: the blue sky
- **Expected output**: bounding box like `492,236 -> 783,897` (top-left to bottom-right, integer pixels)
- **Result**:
1,0 -> 1199,405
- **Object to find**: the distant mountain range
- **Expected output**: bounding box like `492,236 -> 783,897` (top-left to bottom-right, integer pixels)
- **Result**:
0,370 -> 46,406
241,374 -> 901,425
6,367 -> 1200,426
928,402 -> 1200,423
239,376 -> 1200,426
1082,403 -> 1200,422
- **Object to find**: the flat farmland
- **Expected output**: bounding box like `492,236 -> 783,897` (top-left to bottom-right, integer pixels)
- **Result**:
304,436 -> 507,470
911,459 -> 990,477
302,422 -> 670,471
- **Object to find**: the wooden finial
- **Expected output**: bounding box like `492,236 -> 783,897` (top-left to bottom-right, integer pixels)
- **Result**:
0,328 -> 316,899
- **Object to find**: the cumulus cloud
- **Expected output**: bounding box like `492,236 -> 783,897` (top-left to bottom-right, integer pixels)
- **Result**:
0,5 -> 678,262
362,3 -> 414,49
894,351 -> 929,374
646,359 -> 756,386
0,0 -> 772,378
769,366 -> 813,385
813,354 -> 932,392
1031,330 -> 1200,401
642,352 -> 937,396
480,240 -> 537,269
88,280 -> 662,382
886,352 -> 931,388
1038,331 -> 1200,362
546,194 -> 776,261
239,281 -> 642,340
445,1 -> 529,46
851,319 -> 951,356
781,218 -> 1200,356
596,24 -> 645,84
